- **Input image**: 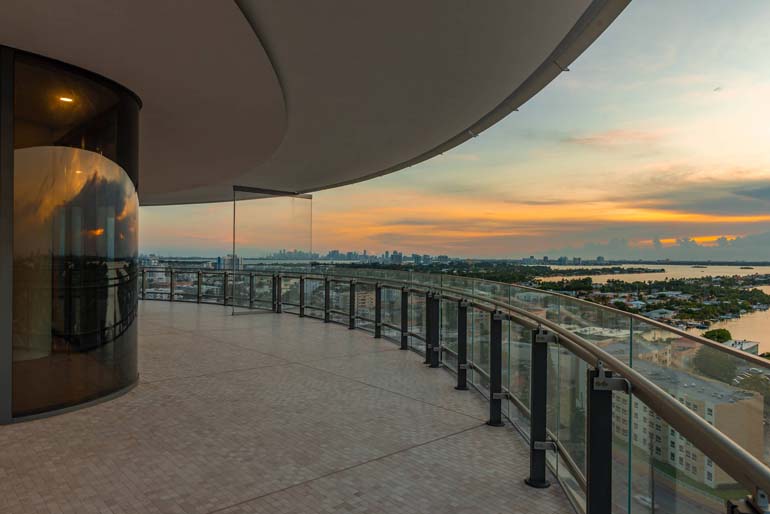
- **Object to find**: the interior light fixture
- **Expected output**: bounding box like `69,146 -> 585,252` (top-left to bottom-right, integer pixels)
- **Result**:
59,96 -> 74,103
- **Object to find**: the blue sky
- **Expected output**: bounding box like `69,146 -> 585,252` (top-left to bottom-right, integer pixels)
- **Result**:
141,1 -> 770,260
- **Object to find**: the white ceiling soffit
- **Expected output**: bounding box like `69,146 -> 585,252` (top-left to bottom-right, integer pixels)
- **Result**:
144,0 -> 630,206
1,1 -> 629,206
0,1 -> 287,201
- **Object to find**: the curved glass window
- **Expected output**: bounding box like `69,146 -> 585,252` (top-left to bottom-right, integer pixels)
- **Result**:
12,52 -> 139,417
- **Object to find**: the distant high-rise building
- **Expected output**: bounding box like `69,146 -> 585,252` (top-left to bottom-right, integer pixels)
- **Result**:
223,254 -> 242,270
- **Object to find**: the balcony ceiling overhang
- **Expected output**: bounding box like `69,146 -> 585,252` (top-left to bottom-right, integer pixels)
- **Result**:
0,0 -> 629,206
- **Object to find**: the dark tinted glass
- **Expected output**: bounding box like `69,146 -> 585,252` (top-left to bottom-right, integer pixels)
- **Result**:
12,52 -> 139,416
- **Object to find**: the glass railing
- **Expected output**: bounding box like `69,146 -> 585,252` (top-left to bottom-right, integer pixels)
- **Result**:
139,266 -> 770,514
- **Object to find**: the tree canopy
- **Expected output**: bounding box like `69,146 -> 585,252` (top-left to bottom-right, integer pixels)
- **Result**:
702,328 -> 732,343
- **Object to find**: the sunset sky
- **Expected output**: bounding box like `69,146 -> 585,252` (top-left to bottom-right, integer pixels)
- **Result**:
140,1 -> 770,260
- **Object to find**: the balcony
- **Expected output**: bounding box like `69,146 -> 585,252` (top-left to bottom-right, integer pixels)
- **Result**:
0,299 -> 570,514
5,266 -> 770,514
134,267 -> 770,514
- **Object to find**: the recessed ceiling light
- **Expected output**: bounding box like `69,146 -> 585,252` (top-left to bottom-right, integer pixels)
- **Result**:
59,96 -> 74,103
75,170 -> 83,174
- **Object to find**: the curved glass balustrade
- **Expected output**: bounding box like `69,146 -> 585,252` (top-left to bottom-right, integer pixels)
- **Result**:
141,266 -> 770,514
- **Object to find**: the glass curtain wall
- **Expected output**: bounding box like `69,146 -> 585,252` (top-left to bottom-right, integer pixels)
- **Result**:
231,189 -> 312,314
10,50 -> 140,417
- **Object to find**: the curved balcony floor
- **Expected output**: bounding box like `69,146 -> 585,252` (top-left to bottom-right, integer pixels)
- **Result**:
0,301 -> 571,514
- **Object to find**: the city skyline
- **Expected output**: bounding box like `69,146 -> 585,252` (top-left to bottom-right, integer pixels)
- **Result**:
140,0 -> 770,260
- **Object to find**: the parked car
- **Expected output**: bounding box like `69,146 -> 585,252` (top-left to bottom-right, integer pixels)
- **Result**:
634,495 -> 660,510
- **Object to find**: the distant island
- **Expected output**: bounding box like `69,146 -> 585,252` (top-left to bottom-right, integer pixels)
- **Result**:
337,262 -> 663,283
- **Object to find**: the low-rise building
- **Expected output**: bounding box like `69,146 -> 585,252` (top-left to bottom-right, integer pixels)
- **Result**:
723,339 -> 760,355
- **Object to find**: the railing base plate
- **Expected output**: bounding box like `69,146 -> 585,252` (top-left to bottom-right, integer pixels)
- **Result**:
524,478 -> 551,489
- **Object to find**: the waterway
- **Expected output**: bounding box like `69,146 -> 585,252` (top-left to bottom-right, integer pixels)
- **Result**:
539,265 -> 770,353
689,285 -> 770,354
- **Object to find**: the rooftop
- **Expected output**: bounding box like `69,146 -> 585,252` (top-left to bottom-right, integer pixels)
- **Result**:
0,301 -> 569,514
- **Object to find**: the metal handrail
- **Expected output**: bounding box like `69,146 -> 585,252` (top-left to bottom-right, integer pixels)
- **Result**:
141,265 -> 770,498
496,276 -> 770,369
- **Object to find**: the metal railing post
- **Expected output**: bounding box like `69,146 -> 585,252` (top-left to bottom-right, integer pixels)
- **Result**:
299,276 -> 305,317
423,291 -> 431,364
271,274 -> 277,312
169,269 -> 175,301
196,271 -> 202,303
141,269 -> 146,300
488,310 -> 504,427
374,283 -> 382,338
455,299 -> 468,390
587,364 -> 618,514
324,278 -> 330,322
223,271 -> 229,306
428,293 -> 440,368
275,274 -> 282,313
249,272 -> 255,308
348,280 -> 356,329
526,326 -> 557,488
400,287 -> 409,350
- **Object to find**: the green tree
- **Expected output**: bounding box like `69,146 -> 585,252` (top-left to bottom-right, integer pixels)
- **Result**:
612,300 -> 630,312
693,346 -> 738,383
702,328 -> 732,343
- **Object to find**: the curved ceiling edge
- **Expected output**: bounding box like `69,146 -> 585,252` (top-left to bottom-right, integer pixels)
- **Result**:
296,0 -> 631,195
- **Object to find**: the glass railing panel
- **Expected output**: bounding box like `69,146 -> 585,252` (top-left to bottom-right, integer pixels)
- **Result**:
474,278 -> 512,305
355,282 -> 375,332
172,271 -> 198,302
230,272 -> 250,308
441,274 -> 476,296
411,271 -> 442,290
546,339 -> 562,479
409,292 -> 427,354
633,320 -> 756,508
558,299 -> 632,366
556,347 -> 589,479
469,307 -> 491,396
144,268 -> 171,300
552,342 -> 590,510
303,277 -> 324,318
440,298 -> 458,372
252,274 -> 273,308
381,285 -> 402,341
280,277 -> 300,314
611,391 -> 633,514
626,391 -> 745,514
505,319 -> 533,432
329,279 -> 349,325
510,286 -> 561,322
501,315 -> 512,421
200,271 -> 224,304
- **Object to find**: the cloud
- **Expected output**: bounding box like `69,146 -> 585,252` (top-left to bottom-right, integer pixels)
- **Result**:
736,185 -> 770,202
564,129 -> 668,148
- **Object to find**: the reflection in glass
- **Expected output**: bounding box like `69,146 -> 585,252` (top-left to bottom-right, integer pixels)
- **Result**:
12,51 -> 139,417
